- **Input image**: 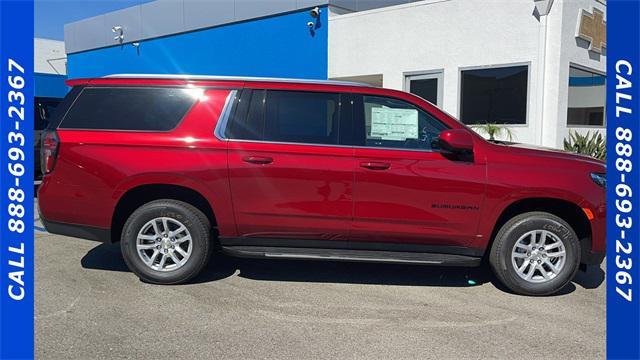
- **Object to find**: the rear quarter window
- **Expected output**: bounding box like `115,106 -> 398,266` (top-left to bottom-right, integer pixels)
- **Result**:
59,87 -> 197,131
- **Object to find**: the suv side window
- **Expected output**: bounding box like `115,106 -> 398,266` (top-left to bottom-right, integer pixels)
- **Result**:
226,89 -> 266,140
60,87 -> 197,131
355,95 -> 448,150
226,90 -> 344,146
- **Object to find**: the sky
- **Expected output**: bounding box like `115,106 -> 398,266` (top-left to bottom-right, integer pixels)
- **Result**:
35,0 -> 155,41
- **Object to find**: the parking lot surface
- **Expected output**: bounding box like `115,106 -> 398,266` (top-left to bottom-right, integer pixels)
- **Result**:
36,230 -> 605,359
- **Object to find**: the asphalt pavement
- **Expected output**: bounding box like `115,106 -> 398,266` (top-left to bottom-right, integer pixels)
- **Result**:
35,224 -> 606,360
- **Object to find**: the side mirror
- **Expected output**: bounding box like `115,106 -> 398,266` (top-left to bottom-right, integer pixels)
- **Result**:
436,129 -> 474,154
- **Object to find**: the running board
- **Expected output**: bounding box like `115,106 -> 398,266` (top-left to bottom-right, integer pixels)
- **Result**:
221,246 -> 481,267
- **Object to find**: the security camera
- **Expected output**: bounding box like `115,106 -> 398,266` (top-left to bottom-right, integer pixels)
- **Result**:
310,6 -> 321,18
112,26 -> 124,42
307,21 -> 315,28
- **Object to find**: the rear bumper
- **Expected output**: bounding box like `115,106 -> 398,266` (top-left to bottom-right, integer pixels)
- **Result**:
41,216 -> 111,243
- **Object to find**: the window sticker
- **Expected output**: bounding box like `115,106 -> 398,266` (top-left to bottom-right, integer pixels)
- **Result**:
370,107 -> 419,141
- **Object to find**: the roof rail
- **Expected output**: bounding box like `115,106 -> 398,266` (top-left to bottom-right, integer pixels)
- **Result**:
102,74 -> 373,87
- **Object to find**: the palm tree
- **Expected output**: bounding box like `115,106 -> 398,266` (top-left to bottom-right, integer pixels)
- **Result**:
471,123 -> 514,141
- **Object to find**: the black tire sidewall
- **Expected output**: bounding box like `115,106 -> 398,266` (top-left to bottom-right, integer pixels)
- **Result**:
491,213 -> 581,296
121,200 -> 210,284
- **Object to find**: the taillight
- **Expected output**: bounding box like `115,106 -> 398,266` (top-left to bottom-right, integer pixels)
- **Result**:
41,130 -> 59,175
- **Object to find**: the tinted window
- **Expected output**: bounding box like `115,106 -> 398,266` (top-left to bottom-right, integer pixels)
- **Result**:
60,87 -> 196,131
460,65 -> 528,125
409,78 -> 438,105
226,90 -> 265,140
226,90 -> 342,145
567,66 -> 605,126
34,98 -> 61,131
265,91 -> 340,145
358,95 -> 448,150
46,86 -> 82,129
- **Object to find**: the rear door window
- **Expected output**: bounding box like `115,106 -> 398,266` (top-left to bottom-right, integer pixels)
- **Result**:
226,89 -> 345,146
60,87 -> 197,131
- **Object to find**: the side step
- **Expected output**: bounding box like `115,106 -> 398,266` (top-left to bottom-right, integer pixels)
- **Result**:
221,246 -> 481,267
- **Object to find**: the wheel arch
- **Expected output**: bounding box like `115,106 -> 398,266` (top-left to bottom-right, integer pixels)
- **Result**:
484,197 -> 591,259
111,183 -> 217,243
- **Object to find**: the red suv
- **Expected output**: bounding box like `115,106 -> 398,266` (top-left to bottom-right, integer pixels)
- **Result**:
38,75 -> 605,295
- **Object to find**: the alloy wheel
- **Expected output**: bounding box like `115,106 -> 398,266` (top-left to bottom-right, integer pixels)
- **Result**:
136,217 -> 193,272
511,229 -> 566,283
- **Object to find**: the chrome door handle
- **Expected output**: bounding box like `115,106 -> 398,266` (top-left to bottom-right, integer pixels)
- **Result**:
360,162 -> 390,170
242,156 -> 273,165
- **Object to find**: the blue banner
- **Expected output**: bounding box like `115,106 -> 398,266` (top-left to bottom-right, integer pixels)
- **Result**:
607,1 -> 640,359
0,0 -> 34,359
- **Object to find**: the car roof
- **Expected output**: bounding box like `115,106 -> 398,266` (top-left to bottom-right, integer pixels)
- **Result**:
99,74 -> 373,88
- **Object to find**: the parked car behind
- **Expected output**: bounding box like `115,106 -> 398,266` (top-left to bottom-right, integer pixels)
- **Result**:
38,75 -> 606,295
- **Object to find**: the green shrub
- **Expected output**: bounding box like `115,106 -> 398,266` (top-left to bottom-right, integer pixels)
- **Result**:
563,130 -> 606,160
471,123 -> 514,141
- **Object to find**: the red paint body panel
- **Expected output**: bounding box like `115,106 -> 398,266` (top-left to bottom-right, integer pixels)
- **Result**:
39,88 -> 237,236
39,77 -> 606,259
227,141 -> 353,240
352,147 -> 485,247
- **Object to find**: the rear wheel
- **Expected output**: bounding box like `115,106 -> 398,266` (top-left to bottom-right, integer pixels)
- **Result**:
120,199 -> 212,284
489,212 -> 580,296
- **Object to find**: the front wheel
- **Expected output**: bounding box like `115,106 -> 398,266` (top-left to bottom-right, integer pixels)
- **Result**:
120,199 -> 212,284
489,212 -> 581,296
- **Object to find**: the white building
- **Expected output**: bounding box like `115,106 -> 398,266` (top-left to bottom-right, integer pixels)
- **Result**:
329,0 -> 606,147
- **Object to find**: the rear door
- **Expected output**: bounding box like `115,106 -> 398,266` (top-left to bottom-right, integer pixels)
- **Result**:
225,88 -> 354,242
351,94 -> 486,249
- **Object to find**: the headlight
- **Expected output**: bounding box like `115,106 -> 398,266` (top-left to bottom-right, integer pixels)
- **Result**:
591,172 -> 606,188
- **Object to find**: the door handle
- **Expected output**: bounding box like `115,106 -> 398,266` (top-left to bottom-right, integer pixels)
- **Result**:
360,162 -> 390,170
242,156 -> 273,165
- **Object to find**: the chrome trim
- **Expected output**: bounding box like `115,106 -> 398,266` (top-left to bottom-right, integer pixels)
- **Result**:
225,138 -> 355,150
103,74 -> 372,88
222,138 -> 441,154
214,90 -> 237,141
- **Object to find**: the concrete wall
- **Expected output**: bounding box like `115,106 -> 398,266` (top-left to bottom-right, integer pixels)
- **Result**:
67,8 -> 329,80
329,0 -> 606,147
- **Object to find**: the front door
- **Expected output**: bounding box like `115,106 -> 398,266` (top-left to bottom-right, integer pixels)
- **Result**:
351,94 -> 486,249
226,89 -> 353,241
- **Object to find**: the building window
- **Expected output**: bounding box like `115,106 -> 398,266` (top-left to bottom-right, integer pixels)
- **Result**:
460,65 -> 528,125
405,71 -> 443,107
567,66 -> 606,126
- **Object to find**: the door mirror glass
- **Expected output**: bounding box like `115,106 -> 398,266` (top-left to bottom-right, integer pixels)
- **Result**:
436,129 -> 474,153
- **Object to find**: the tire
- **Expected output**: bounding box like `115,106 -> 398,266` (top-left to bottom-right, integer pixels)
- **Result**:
489,211 -> 581,296
120,199 -> 212,284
